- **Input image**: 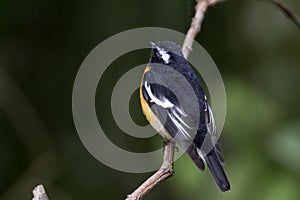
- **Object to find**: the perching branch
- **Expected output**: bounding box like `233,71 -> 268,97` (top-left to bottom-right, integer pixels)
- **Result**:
125,1 -> 224,200
182,0 -> 300,59
268,0 -> 300,29
125,141 -> 175,200
182,0 -> 225,59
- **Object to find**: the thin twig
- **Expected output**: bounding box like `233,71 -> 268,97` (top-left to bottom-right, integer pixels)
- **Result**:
268,0 -> 300,29
0,68 -> 58,200
32,185 -> 49,200
182,0 -> 225,59
125,142 -> 175,200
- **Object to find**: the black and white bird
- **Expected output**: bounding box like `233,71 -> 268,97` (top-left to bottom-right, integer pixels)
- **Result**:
139,41 -> 230,192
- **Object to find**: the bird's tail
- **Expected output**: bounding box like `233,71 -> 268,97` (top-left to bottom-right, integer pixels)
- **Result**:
204,150 -> 231,192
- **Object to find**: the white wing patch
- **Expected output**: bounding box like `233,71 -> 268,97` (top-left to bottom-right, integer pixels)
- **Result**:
196,148 -> 206,162
168,111 -> 192,140
196,102 -> 217,162
144,81 -> 174,108
206,103 -> 217,137
144,81 -> 192,140
172,110 -> 192,129
204,102 -> 225,164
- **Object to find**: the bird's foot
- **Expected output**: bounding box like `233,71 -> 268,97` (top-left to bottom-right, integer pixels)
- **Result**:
163,139 -> 171,147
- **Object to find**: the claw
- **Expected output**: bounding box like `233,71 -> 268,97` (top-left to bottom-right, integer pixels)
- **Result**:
163,140 -> 171,146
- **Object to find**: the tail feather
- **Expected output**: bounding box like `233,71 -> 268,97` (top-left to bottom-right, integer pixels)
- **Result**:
204,150 -> 230,192
186,145 -> 205,171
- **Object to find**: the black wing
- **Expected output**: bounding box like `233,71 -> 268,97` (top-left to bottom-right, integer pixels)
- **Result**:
203,101 -> 225,165
141,81 -> 205,170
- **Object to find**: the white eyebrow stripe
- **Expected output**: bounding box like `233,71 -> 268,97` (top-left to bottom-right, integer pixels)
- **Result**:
159,50 -> 170,64
144,81 -> 174,108
156,46 -> 170,64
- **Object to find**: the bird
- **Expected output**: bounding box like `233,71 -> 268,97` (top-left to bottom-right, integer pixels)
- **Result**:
139,41 -> 230,192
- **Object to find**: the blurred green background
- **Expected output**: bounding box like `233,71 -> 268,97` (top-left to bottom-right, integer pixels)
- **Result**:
1,0 -> 300,199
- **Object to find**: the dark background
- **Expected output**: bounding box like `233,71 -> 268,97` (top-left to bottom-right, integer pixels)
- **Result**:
1,0 -> 300,199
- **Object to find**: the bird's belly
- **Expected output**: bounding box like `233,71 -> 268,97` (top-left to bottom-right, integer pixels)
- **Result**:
140,91 -> 172,140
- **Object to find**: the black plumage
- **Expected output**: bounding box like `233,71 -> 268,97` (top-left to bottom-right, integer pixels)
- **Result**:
140,41 -> 230,192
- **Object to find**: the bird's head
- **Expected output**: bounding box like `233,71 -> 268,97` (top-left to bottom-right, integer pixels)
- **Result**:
150,41 -> 183,65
